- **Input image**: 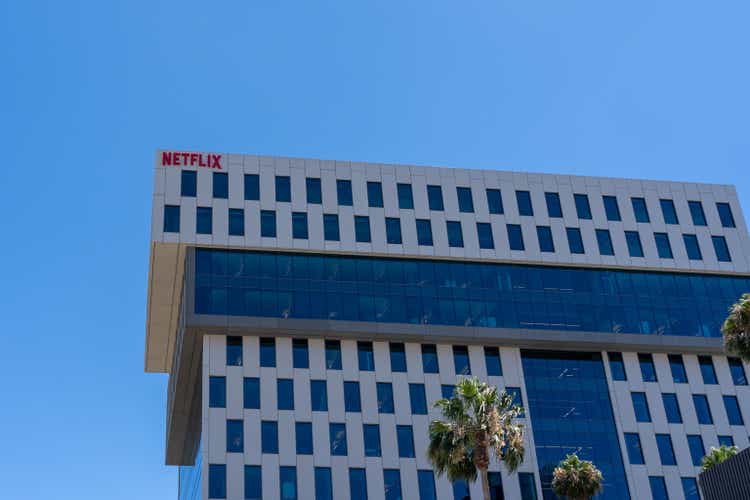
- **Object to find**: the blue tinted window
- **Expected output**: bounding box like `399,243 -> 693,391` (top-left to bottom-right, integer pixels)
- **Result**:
632,392 -> 651,422
386,217 -> 402,244
329,423 -> 347,456
441,384 -> 455,399
689,201 -> 707,226
275,175 -> 291,202
488,472 -> 504,500
663,393 -> 682,423
390,342 -> 407,372
669,355 -> 688,383
245,465 -> 262,500
660,199 -> 679,224
278,379 -> 294,410
457,187 -> 474,213
306,177 -> 322,204
377,382 -> 394,413
632,197 -> 650,223
296,422 -> 313,455
724,395 -> 744,425
422,344 -> 439,374
363,424 -> 381,457
452,480 -> 470,500
417,470 -> 437,500
596,229 -> 614,256
244,174 -> 259,201
227,419 -> 243,452
243,377 -> 259,409
447,221 -> 464,247
654,232 -> 673,258
516,190 -> 533,216
608,352 -> 626,381
699,356 -> 717,384
358,341 -> 374,371
566,227 -> 584,254
344,381 -> 361,412
453,345 -> 471,375
354,216 -> 371,243
292,338 -> 309,368
717,202 -> 736,228
213,172 -> 228,199
603,195 -> 621,221
687,435 -> 704,466
718,435 -> 735,447
396,425 -> 415,457
519,472 -> 538,500
484,346 -> 503,376
656,433 -> 676,465
197,207 -> 212,234
684,234 -> 702,260
181,170 -> 197,197
682,477 -> 700,500
545,192 -> 562,218
536,226 -> 554,253
323,214 -> 339,241
729,358 -> 747,385
280,466 -> 297,500
315,467 -> 332,500
712,236 -> 731,262
384,470 -> 402,500
507,386 -> 524,416
228,208 -> 244,236
337,180 -> 353,206
398,183 -> 414,209
625,231 -> 644,257
209,376 -> 226,408
574,194 -> 592,219
487,189 -> 504,214
163,205 -> 180,232
507,224 -> 525,250
311,380 -> 328,412
260,337 -> 276,367
409,383 -> 428,414
477,222 -> 494,249
649,476 -> 668,500
639,353 -> 657,382
416,219 -> 433,246
624,433 -> 644,464
261,421 -> 278,453
427,185 -> 444,211
260,210 -> 276,237
209,464 -> 226,499
227,336 -> 243,366
693,394 -> 713,424
349,469 -> 368,500
292,212 -> 308,239
367,182 -> 383,207
325,340 -> 342,370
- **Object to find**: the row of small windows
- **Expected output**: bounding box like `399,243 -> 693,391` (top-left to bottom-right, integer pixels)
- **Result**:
607,352 -> 747,385
625,429 -> 736,468
629,390 -> 745,426
182,171 -> 738,229
163,205 -> 733,262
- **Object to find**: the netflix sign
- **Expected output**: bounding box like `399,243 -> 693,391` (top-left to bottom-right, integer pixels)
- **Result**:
161,151 -> 222,170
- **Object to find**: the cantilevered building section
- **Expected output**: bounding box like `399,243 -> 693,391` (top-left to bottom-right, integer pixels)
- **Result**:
145,150 -> 750,500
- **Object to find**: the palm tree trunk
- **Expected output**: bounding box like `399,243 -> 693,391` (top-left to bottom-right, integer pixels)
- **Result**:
479,467 -> 491,500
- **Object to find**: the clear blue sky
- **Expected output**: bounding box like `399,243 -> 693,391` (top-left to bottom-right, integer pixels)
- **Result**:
1,1 -> 748,498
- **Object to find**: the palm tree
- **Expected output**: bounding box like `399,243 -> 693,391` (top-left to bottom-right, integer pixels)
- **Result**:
551,454 -> 603,500
723,293 -> 750,361
701,445 -> 739,471
427,377 -> 525,500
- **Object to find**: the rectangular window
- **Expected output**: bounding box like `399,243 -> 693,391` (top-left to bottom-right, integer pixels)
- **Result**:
228,208 -> 245,236
197,207 -> 212,234
363,424 -> 381,457
453,345 -> 471,375
574,193 -> 592,219
608,352 -> 627,381
311,380 -> 328,412
390,342 -> 407,372
385,217 -> 404,247
660,199 -> 679,224
699,355 -> 717,384
682,477 -> 700,500
639,353 -> 657,382
624,432 -> 644,464
337,179 -> 353,206
596,229 -> 614,256
488,472 -> 504,500
181,170 -> 197,197
729,358 -> 747,385
260,210 -> 276,238
358,341 -> 374,371
536,226 -> 555,253
441,384 -> 455,399
487,189 -> 504,214
244,174 -> 259,201
329,423 -> 348,456
377,382 -> 395,413
292,212 -> 308,239
306,177 -> 322,204
398,183 -> 414,209
631,197 -> 650,223
396,425 -> 415,458
384,470 -> 402,500
474,222 -> 494,249
485,346 -> 502,376
457,187 -> 474,213
259,337 -> 276,367
163,205 -> 180,232
227,336 -> 243,366
684,234 -> 703,260
603,195 -> 621,221
344,381 -> 362,412
427,185 -> 444,211
409,384 -> 428,414
275,175 -> 291,202
669,354 -> 687,383
315,467 -> 333,500
625,231 -> 644,257
655,434 -> 676,465
654,232 -> 673,258
663,393 -> 682,423
354,216 -> 371,243
507,386 -> 524,416
447,221 -> 464,247
724,395 -> 744,425
325,340 -> 342,370
367,181 -> 384,207
261,421 -> 278,454
687,434 -> 704,466
649,476 -> 668,500
323,214 -> 340,241
279,466 -> 297,500
718,435 -> 735,447
717,202 -> 736,228
422,344 -> 439,374
689,200 -> 707,226
209,376 -> 226,408
227,419 -> 244,452
452,480 -> 470,500
519,472 -> 538,500
277,379 -> 294,410
416,219 -> 434,246
507,224 -> 525,251
693,394 -> 713,424
349,469 -> 367,500
545,192 -> 562,218
516,190 -> 533,216
213,172 -> 228,199
418,470 -> 437,500
243,377 -> 260,409
245,465 -> 262,500
209,464 -> 226,499
632,392 -> 651,422
712,235 -> 731,262
292,338 -> 309,369
566,227 -> 585,254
